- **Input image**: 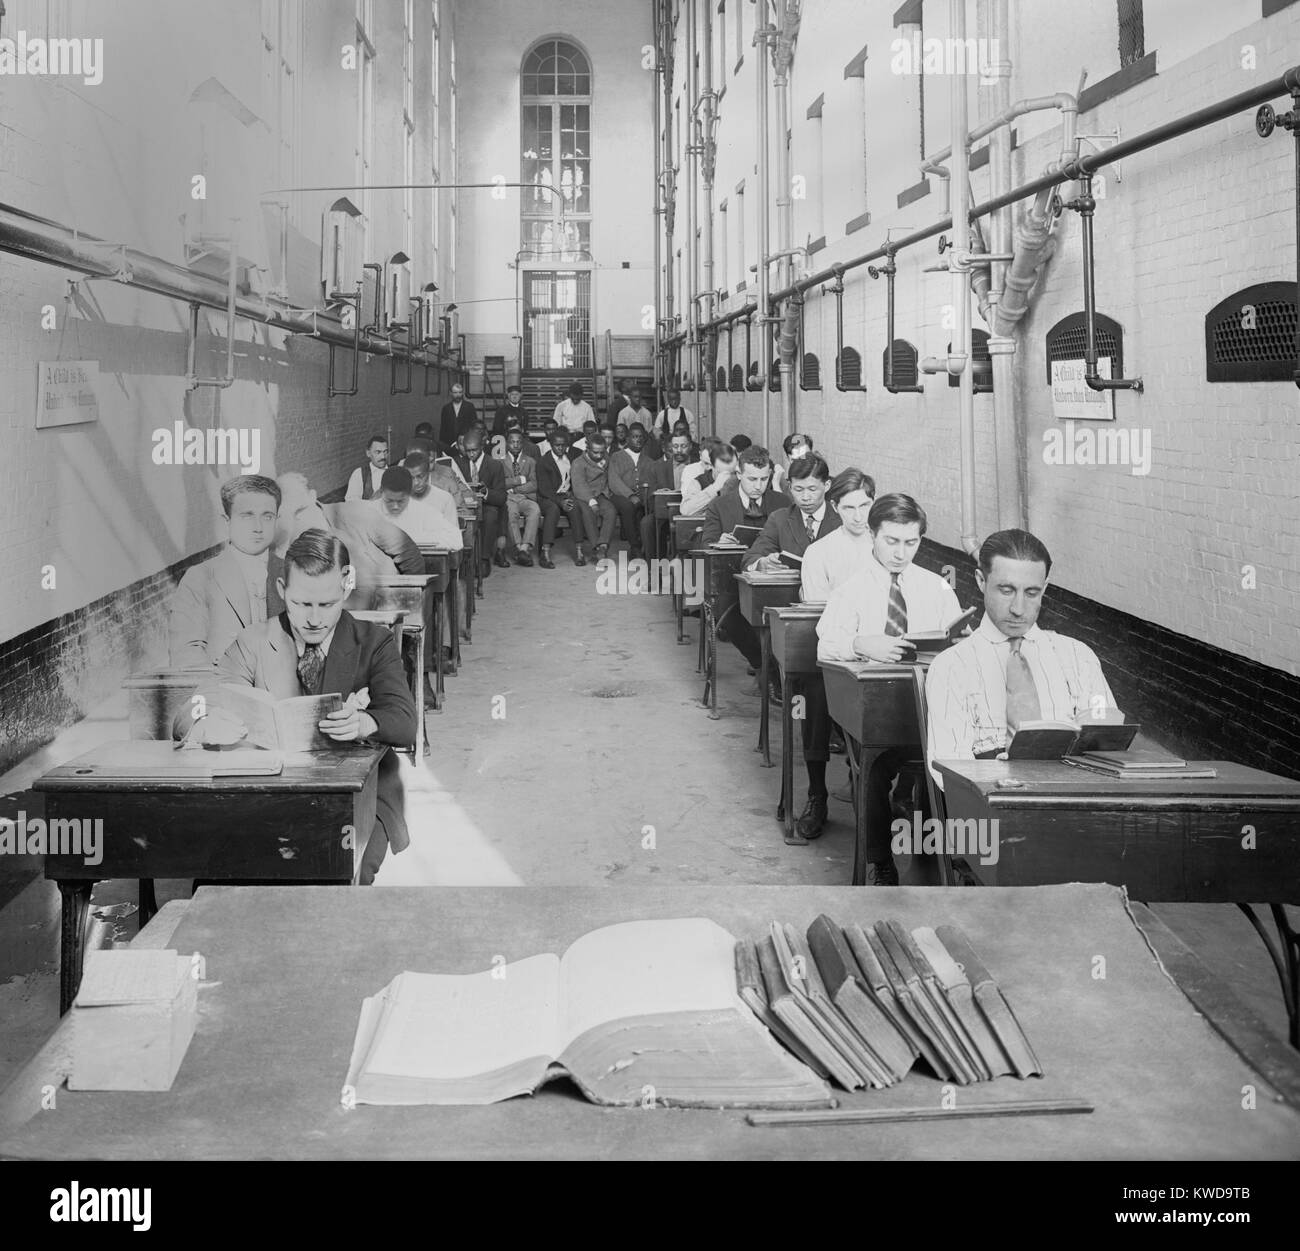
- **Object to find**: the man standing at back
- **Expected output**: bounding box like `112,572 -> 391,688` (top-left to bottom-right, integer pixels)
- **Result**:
495,382 -> 530,440
170,474 -> 286,667
438,382 -> 477,450
345,434 -> 389,501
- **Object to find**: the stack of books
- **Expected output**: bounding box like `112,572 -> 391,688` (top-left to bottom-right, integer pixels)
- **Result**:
1062,749 -> 1217,780
736,916 -> 1041,1087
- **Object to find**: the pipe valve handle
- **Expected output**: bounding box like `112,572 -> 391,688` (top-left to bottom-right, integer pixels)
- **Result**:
1256,104 -> 1276,138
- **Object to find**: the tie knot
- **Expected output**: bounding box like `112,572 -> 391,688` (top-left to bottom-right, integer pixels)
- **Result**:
890,571 -> 900,584
1008,637 -> 1022,654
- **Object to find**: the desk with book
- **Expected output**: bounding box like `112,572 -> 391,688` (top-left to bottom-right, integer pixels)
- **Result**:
3,884 -> 1297,1159
34,739 -> 386,1014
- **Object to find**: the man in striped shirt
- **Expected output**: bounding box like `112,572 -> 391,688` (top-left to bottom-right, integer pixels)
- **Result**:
926,528 -> 1120,784
817,494 -> 965,884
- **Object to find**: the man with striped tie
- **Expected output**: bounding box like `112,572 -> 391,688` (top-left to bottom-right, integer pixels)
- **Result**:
926,528 -> 1120,781
817,494 -> 963,883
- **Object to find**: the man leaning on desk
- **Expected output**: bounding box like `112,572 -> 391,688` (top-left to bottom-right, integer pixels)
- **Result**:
173,529 -> 417,885
925,527 -> 1120,781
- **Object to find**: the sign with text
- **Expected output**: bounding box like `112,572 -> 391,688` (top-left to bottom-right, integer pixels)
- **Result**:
1050,357 -> 1115,422
36,360 -> 100,428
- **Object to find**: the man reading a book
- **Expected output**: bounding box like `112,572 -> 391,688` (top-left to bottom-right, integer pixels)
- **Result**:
169,475 -> 287,668
174,529 -> 417,885
817,494 -> 964,884
926,528 -> 1120,782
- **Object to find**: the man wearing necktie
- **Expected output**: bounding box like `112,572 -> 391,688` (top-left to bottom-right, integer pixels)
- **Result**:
174,529 -> 417,885
817,495 -> 965,883
926,527 -> 1121,780
502,428 -> 541,566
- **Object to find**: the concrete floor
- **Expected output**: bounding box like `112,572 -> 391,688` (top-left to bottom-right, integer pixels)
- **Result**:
1,542 -> 1295,1086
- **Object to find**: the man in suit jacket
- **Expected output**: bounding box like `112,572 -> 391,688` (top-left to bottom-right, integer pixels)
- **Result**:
174,529 -> 417,884
636,429 -> 695,557
449,427 -> 508,570
495,384 -> 530,440
607,424 -> 661,559
742,453 -> 843,838
276,472 -> 423,608
569,429 -> 618,565
536,427 -> 586,568
170,475 -> 287,668
701,446 -> 792,695
502,428 -> 541,566
438,383 -> 478,450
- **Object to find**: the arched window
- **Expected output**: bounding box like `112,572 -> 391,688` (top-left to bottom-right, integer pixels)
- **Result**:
730,364 -> 744,392
521,40 -> 592,261
882,339 -> 922,392
837,347 -> 863,390
801,352 -> 822,391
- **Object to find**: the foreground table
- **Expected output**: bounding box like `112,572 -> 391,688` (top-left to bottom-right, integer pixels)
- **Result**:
34,743 -> 385,1013
2,884 -> 1297,1159
937,758 -> 1300,1046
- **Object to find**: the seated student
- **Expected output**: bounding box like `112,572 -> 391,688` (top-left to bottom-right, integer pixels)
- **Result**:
449,427 -> 510,571
730,434 -> 753,455
495,383 -> 530,439
502,428 -> 541,566
800,467 -> 878,602
570,427 -> 618,565
403,449 -> 466,516
536,427 -> 588,569
817,493 -> 963,885
175,530 -> 416,885
170,474 -> 287,668
926,527 -> 1120,778
639,429 -> 695,557
372,466 -> 462,549
506,415 -> 542,462
744,454 -> 841,836
701,446 -> 792,699
614,422 -> 630,451
570,419 -> 599,455
770,431 -> 814,496
608,423 -> 659,559
345,433 -> 389,501
680,440 -> 737,517
276,472 -> 423,608
408,422 -> 437,458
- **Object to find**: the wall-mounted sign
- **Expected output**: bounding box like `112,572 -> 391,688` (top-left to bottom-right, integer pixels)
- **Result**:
1050,357 -> 1115,422
36,360 -> 100,428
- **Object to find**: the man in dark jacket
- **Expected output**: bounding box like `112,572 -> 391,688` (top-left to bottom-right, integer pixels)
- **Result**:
449,427 -> 509,570
438,383 -> 478,449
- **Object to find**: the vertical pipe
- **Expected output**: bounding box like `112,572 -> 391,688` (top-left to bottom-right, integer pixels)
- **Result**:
701,0 -> 716,435
662,1 -> 676,371
755,0 -> 772,450
950,0 -> 978,556
773,0 -> 795,443
687,0 -> 701,423
653,0 -> 664,410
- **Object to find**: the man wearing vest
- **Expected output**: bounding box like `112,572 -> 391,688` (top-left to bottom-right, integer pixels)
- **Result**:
345,433 -> 389,501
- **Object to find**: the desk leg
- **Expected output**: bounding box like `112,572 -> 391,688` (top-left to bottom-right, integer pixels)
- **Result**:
757,625 -> 773,766
851,747 -> 892,887
475,526 -> 485,599
448,574 -> 462,670
700,603 -> 713,704
779,673 -> 808,846
697,601 -> 707,674
1238,904 -> 1300,1049
58,881 -> 93,1015
139,879 -> 157,928
431,592 -> 444,709
464,558 -> 475,643
413,628 -> 427,757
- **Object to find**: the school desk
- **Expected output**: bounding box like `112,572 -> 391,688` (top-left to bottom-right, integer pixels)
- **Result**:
2,883 -> 1297,1159
33,741 -> 385,1014
671,515 -> 704,644
693,546 -> 749,719
935,758 -> 1300,1047
768,606 -> 823,844
736,572 -> 803,769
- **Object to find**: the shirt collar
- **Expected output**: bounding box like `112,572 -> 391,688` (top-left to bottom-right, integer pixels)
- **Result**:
977,616 -> 1043,645
293,625 -> 336,659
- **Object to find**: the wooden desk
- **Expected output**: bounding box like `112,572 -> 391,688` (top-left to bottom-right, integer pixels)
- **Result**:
648,489 -> 681,559
768,605 -> 823,844
4,883 -> 1298,1158
373,574 -> 436,755
736,573 -> 802,768
936,758 -> 1300,1046
671,515 -> 704,645
693,546 -> 747,719
34,741 -> 384,1014
121,669 -> 211,740
822,659 -> 932,885
416,545 -> 457,702
457,505 -> 481,636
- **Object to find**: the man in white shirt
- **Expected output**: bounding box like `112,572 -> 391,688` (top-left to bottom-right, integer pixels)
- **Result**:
771,431 -> 813,496
926,528 -> 1120,778
371,466 -> 463,550
553,381 -> 596,433
680,440 -> 737,516
344,434 -> 389,501
817,493 -> 965,885
653,387 -> 695,444
800,468 -> 877,602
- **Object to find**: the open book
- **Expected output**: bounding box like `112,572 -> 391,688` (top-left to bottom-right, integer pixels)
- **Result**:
1007,719 -> 1139,760
344,918 -> 832,1108
205,686 -> 343,752
904,605 -> 979,651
